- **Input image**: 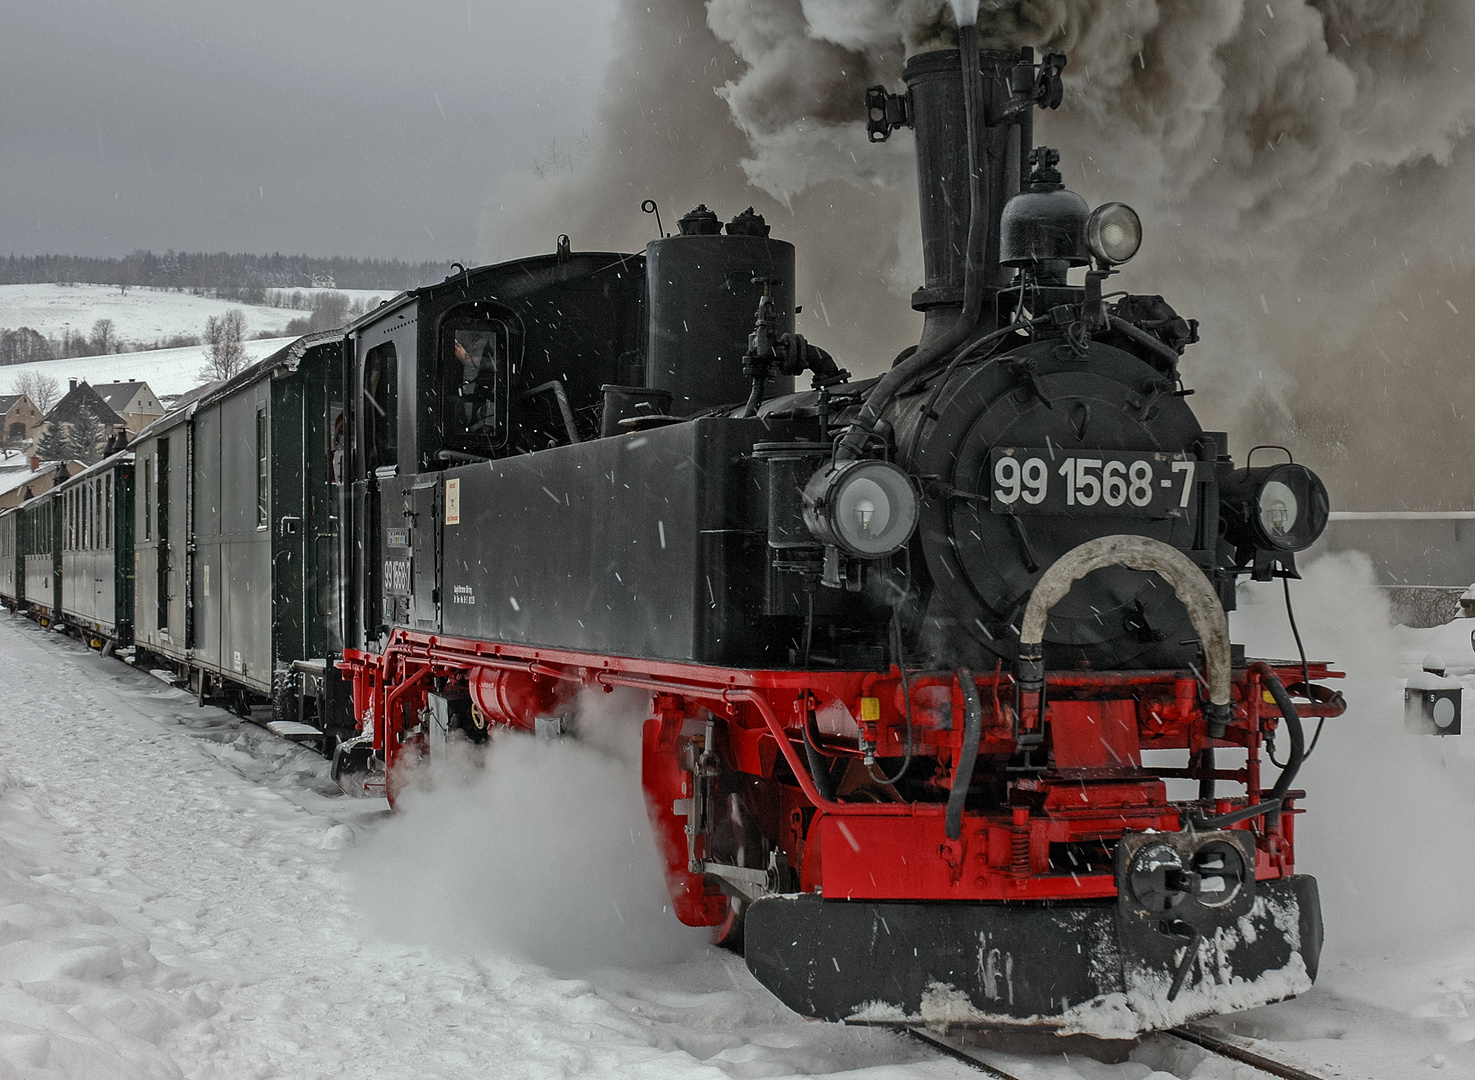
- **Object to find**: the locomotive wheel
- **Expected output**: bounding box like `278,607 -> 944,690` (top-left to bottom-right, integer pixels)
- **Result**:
713,897 -> 747,952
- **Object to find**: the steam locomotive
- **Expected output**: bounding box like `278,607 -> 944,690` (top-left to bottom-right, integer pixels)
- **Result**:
0,26 -> 1346,1038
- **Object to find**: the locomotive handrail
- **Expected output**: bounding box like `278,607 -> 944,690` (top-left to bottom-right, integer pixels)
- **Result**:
1018,534 -> 1233,731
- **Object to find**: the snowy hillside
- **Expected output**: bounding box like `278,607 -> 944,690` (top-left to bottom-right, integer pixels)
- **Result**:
0,282 -> 397,400
0,554 -> 1473,1078
0,338 -> 297,400
0,283 -> 386,345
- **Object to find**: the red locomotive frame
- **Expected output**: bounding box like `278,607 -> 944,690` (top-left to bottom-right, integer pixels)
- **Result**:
342,630 -> 1345,927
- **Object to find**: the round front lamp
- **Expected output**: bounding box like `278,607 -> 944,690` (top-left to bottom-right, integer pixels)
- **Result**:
803,459 -> 919,558
1222,462 -> 1330,553
1085,202 -> 1143,266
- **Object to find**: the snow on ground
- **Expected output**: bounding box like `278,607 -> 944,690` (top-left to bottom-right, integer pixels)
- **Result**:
0,284 -> 386,346
1,556 -> 1473,1079
0,339 -> 298,401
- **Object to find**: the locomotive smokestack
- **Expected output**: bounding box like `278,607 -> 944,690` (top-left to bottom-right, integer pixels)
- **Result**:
902,38 -> 1031,346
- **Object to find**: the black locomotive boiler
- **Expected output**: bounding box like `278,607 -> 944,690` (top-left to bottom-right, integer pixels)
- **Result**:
336,27 -> 1344,1037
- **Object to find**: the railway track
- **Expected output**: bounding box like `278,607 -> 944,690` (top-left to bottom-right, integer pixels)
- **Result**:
905,1022 -> 1343,1080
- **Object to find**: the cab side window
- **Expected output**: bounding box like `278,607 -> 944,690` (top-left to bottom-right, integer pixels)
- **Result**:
441,319 -> 508,459
364,342 -> 398,473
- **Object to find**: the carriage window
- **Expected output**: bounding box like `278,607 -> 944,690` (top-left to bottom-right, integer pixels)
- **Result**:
105,475 -> 112,549
441,319 -> 508,459
143,457 -> 152,540
256,408 -> 268,527
364,342 -> 398,473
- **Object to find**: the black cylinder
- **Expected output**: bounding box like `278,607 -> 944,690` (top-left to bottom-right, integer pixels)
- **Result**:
645,232 -> 796,415
904,47 -> 1024,343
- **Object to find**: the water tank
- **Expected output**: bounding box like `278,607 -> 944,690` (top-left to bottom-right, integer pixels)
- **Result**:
645,206 -> 795,415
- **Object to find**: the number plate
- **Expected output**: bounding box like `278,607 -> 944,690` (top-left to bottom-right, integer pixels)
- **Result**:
988,447 -> 1196,518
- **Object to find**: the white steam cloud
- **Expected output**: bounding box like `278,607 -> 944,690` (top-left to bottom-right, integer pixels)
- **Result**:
1233,553 -> 1475,959
350,688 -> 710,972
483,0 -> 1475,509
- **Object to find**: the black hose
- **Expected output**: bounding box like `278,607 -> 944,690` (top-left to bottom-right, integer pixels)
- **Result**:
838,26 -> 989,461
803,712 -> 834,803
839,319 -> 1028,462
945,667 -> 984,840
1251,662 -> 1305,827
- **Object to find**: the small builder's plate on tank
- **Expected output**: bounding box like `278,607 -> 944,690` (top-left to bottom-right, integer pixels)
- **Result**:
989,447 -> 1195,518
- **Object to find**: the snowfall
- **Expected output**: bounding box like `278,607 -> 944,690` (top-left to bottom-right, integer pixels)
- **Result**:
3,285 -> 1475,1078
0,555 -> 1472,1080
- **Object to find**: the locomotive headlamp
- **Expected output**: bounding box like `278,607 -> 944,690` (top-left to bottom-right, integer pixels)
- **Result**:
803,459 -> 919,558
1085,202 -> 1142,266
1221,462 -> 1330,553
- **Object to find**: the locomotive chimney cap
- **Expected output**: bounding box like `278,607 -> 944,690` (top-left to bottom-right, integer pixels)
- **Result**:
677,205 -> 723,236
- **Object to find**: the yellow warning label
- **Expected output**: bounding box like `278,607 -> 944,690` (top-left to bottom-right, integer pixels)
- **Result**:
446,478 -> 461,525
859,697 -> 881,722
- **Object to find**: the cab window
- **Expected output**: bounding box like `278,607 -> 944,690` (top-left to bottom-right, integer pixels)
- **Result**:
441,318 -> 508,459
364,342 -> 398,473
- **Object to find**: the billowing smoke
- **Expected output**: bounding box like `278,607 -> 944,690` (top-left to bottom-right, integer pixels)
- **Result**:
480,0 -> 1475,509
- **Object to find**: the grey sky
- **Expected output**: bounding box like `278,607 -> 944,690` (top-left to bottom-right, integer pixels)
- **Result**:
1,0 -> 619,260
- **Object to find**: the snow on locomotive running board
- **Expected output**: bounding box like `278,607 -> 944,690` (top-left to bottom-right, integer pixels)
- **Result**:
1,556 -> 1473,1079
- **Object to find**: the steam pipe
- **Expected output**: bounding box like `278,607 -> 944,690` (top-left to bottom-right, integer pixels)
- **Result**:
1016,535 -> 1232,733
740,375 -> 765,419
1107,315 -> 1181,371
838,24 -> 990,461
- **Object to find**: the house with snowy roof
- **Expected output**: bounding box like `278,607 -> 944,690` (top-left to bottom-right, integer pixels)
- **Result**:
92,380 -> 165,434
40,380 -> 127,442
0,394 -> 44,453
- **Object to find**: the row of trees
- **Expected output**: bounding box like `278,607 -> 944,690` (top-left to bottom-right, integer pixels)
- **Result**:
0,251 -> 445,291
0,319 -> 206,366
2,289 -> 383,370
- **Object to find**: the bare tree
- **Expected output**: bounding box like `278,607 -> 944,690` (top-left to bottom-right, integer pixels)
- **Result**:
199,309 -> 248,381
89,318 -> 117,355
12,370 -> 62,414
